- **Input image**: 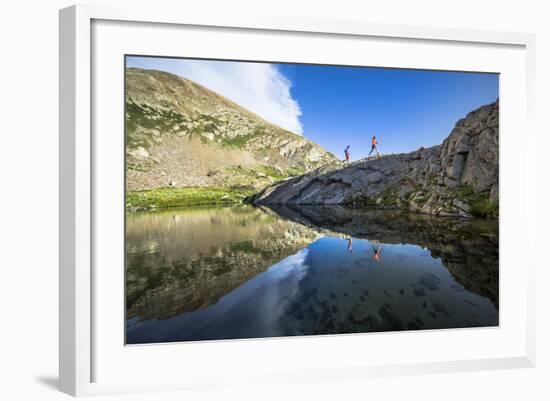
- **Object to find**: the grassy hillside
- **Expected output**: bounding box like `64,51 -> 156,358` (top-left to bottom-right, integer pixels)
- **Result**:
125,68 -> 337,209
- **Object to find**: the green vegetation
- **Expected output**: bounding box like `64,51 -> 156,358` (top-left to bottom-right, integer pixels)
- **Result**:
470,199 -> 499,218
412,195 -> 428,205
227,240 -> 258,254
126,99 -> 269,151
453,184 -> 499,218
374,186 -> 404,208
126,162 -> 152,172
126,186 -> 256,210
226,164 -> 303,183
217,127 -> 264,149
344,186 -> 402,208
125,98 -> 189,149
255,165 -> 285,180
284,166 -> 307,177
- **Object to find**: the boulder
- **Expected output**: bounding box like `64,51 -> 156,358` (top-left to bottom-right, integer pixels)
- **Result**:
127,146 -> 150,159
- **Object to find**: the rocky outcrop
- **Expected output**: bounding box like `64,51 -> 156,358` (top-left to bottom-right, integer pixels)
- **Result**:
254,101 -> 499,218
125,68 -> 337,191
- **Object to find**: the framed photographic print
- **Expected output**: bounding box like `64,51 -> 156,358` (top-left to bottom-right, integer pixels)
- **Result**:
59,4 -> 536,397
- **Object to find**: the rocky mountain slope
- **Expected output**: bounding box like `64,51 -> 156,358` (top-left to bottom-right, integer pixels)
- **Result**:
125,68 -> 337,191
254,101 -> 499,218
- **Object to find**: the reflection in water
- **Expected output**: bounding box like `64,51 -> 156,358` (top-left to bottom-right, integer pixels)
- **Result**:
347,238 -> 353,253
126,205 -> 498,344
371,241 -> 382,262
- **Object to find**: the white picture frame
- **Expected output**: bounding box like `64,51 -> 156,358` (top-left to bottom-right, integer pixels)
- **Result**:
59,4 -> 536,397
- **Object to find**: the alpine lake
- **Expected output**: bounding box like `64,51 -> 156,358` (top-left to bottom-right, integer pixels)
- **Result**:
126,204 -> 498,344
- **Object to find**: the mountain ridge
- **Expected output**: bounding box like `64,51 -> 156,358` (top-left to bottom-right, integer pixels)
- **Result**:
125,67 -> 338,193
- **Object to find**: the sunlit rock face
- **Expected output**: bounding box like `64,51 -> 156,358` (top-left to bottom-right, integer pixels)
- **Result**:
254,101 -> 499,218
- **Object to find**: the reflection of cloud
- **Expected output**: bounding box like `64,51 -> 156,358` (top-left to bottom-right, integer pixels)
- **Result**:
137,247 -> 312,340
260,248 -> 310,334
126,57 -> 303,135
257,248 -> 311,319
267,248 -> 310,277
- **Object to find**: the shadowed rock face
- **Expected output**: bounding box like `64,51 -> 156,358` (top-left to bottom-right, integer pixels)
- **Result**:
267,205 -> 498,306
254,101 -> 499,218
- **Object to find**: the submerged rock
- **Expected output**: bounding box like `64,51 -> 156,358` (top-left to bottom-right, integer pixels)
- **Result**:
350,304 -> 370,323
418,273 -> 441,291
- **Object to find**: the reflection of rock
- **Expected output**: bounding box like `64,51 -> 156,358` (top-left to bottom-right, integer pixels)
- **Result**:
451,283 -> 465,292
433,301 -> 450,317
413,285 -> 426,297
378,304 -> 403,330
266,204 -> 498,307
419,273 -> 441,291
126,207 -> 321,320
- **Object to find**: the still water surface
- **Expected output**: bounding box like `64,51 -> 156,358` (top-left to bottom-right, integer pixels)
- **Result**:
126,205 -> 498,344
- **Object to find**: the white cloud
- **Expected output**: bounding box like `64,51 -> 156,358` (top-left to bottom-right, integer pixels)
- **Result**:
127,57 -> 303,135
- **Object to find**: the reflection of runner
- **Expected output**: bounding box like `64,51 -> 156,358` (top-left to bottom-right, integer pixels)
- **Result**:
347,238 -> 353,253
371,240 -> 382,262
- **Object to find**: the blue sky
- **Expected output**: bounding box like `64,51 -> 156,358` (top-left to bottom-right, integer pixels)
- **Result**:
127,56 -> 498,160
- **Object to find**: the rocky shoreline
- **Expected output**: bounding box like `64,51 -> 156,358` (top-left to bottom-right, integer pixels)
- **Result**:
253,101 -> 499,218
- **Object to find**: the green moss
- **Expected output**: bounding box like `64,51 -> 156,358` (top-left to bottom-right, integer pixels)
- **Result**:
126,162 -> 151,172
126,187 -> 256,210
255,165 -> 285,180
226,165 -> 298,182
428,175 -> 439,185
227,240 -> 257,253
470,198 -> 499,218
219,131 -> 258,148
285,166 -> 307,177
225,167 -> 255,178
220,134 -> 250,148
453,184 -> 498,218
192,113 -> 223,140
218,126 -> 274,149
412,194 -> 428,205
345,185 -> 406,209
125,98 -> 189,149
454,184 -> 476,200
377,186 -> 403,208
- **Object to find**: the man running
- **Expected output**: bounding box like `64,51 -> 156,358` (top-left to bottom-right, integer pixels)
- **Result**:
344,145 -> 351,163
369,135 -> 379,157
